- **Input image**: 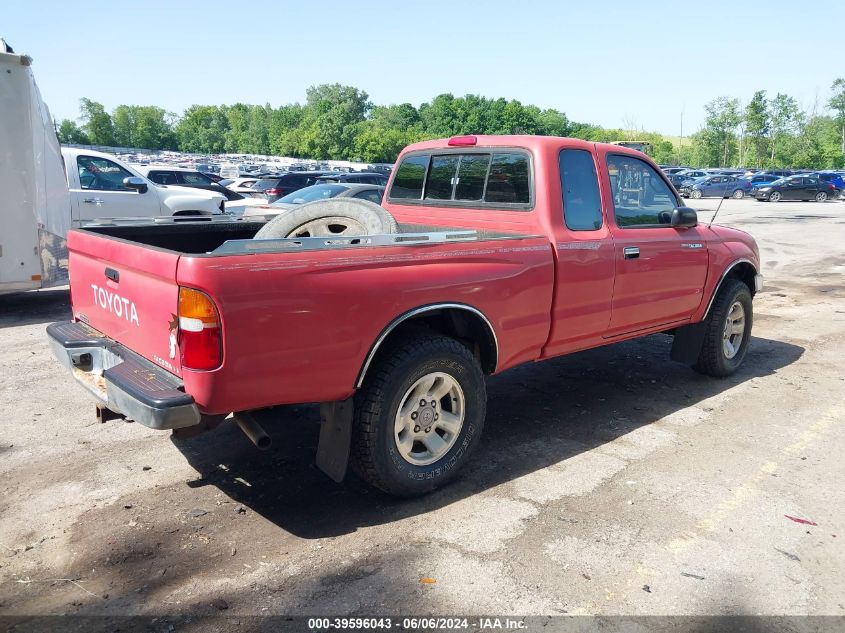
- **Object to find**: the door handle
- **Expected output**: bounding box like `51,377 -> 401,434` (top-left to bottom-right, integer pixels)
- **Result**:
623,246 -> 640,259
105,267 -> 119,283
83,198 -> 104,205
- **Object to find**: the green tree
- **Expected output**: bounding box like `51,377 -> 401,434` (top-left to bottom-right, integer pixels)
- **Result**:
78,98 -> 115,146
112,105 -> 175,149
269,104 -> 305,156
224,103 -> 250,153
693,97 -> 741,167
768,93 -> 802,165
828,78 -> 845,156
175,105 -> 229,153
294,84 -> 372,159
56,118 -> 89,144
744,91 -> 769,167
246,105 -> 272,155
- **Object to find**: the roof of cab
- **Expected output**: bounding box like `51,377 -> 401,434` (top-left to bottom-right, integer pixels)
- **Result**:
399,134 -> 644,157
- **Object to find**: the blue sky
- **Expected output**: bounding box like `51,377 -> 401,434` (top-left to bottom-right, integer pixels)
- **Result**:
4,0 -> 841,136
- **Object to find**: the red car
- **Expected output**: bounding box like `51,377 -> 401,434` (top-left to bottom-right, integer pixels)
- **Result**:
48,135 -> 762,497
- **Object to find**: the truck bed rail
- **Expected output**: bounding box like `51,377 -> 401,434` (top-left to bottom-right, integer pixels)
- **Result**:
211,230 -> 479,255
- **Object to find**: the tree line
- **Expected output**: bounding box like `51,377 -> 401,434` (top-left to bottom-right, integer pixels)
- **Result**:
57,80 -> 845,169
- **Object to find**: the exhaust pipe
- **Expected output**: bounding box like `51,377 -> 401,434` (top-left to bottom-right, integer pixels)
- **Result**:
234,412 -> 271,450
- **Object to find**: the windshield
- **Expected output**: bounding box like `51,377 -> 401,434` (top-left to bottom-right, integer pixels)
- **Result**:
274,184 -> 348,205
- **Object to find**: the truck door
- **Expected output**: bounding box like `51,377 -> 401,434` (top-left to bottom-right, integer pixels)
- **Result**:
602,152 -> 708,335
70,154 -> 160,225
543,147 -> 615,356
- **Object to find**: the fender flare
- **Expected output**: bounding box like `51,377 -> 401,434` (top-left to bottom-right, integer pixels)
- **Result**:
702,258 -> 758,320
354,303 -> 499,389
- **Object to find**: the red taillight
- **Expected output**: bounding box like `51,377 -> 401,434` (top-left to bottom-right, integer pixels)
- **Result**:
178,287 -> 222,371
448,135 -> 477,146
265,188 -> 282,195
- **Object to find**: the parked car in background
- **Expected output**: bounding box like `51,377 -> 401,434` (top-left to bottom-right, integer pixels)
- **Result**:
224,176 -> 263,195
316,172 -> 389,186
242,183 -> 385,219
661,166 -> 692,175
761,169 -> 793,178
731,173 -> 782,198
815,171 -> 845,197
679,175 -> 742,199
252,171 -> 336,203
136,166 -> 266,215
670,169 -> 709,190
64,148 -> 227,222
754,175 -> 835,202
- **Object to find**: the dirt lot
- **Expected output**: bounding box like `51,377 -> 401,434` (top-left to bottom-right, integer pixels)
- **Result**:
1,199 -> 843,623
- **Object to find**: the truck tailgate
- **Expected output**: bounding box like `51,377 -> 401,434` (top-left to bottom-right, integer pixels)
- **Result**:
67,229 -> 183,377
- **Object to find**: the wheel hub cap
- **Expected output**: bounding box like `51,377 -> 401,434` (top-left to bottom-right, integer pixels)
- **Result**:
722,301 -> 746,360
394,372 -> 465,466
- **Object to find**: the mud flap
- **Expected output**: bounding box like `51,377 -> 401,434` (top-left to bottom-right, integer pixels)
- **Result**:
316,398 -> 354,482
670,321 -> 708,365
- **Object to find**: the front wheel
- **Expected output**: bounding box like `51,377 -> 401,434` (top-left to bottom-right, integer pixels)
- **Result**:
815,191 -> 828,202
693,279 -> 753,377
769,191 -> 782,202
350,334 -> 486,497
732,189 -> 745,199
691,189 -> 703,199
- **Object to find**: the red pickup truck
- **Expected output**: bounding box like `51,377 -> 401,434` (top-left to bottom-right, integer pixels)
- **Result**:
48,135 -> 762,497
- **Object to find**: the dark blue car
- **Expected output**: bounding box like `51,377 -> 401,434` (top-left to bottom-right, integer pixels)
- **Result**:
735,174 -> 782,198
680,175 -> 742,199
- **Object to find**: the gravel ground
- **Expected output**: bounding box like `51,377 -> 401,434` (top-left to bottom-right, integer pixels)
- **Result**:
0,199 -> 843,625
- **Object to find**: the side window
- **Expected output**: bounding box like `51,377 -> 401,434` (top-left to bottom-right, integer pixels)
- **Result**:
559,149 -> 602,231
389,154 -> 428,199
425,155 -> 460,200
182,172 -> 214,185
485,153 -> 529,203
607,155 -> 678,228
454,154 -> 490,201
147,171 -> 171,185
353,188 -> 384,203
77,156 -> 134,191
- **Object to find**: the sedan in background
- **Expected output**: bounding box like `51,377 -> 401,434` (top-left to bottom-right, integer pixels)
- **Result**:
754,176 -> 835,202
242,183 -> 386,219
679,175 -> 742,199
224,176 -> 266,196
670,169 -> 709,190
815,171 -> 845,197
316,172 -> 389,186
252,171 -> 335,203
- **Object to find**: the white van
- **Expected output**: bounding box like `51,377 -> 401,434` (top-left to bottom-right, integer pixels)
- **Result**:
0,40 -> 228,295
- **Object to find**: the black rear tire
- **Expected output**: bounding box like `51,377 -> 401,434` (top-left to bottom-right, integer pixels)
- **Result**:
693,279 -> 753,377
350,334 -> 486,497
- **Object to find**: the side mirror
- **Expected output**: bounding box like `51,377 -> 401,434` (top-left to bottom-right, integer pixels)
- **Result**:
123,176 -> 148,194
671,206 -> 698,228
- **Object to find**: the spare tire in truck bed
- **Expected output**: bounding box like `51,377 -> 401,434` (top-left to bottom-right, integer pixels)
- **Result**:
253,198 -> 398,239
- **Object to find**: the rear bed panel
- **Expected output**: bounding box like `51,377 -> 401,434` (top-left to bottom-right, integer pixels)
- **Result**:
67,230 -> 183,377
177,236 -> 554,414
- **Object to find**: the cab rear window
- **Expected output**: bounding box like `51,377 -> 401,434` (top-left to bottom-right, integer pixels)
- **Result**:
390,155 -> 428,199
389,150 -> 531,208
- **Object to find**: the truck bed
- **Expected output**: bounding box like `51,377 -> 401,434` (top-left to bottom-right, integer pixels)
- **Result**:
64,219 -> 555,413
83,220 -> 535,255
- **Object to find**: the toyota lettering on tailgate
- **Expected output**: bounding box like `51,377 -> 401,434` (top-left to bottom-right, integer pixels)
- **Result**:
90,283 -> 140,326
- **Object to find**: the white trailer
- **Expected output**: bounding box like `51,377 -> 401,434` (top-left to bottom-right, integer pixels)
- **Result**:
0,39 -> 70,295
